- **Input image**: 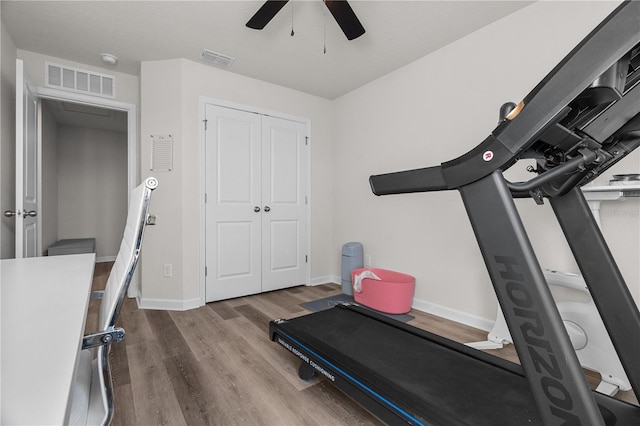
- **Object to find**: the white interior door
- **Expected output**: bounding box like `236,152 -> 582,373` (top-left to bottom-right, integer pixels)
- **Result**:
205,105 -> 262,301
15,59 -> 39,258
205,104 -> 309,302
261,116 -> 308,292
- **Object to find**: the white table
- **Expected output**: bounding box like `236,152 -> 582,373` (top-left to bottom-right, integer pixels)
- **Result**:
583,183 -> 640,227
1,253 -> 96,425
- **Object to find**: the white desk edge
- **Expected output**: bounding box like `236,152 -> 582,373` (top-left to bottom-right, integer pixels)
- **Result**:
1,253 -> 96,425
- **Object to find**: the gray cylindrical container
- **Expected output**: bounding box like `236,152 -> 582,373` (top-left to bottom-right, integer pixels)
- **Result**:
341,242 -> 363,296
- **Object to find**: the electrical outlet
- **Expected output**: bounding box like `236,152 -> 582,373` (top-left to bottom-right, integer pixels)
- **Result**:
163,263 -> 173,278
364,254 -> 372,267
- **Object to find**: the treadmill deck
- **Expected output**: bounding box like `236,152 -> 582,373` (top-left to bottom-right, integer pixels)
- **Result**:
270,304 -> 640,425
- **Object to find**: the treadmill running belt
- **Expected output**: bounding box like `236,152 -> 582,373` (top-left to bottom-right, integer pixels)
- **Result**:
270,305 -> 640,425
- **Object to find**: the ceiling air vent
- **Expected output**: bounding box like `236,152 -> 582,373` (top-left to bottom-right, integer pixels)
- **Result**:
200,49 -> 235,68
45,62 -> 116,98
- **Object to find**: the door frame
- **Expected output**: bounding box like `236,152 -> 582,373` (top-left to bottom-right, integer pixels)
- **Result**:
15,59 -> 39,258
198,97 -> 312,305
34,86 -> 139,295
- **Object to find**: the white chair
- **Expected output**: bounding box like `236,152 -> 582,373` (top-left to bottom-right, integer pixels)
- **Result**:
69,177 -> 158,425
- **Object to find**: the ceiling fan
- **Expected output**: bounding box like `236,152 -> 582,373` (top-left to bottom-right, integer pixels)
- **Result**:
246,0 -> 366,41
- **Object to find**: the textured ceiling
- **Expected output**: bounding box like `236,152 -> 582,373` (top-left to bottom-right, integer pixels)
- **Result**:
2,1 -> 533,99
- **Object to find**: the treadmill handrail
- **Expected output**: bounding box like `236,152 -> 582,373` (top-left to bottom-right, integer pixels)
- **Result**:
369,165 -> 447,196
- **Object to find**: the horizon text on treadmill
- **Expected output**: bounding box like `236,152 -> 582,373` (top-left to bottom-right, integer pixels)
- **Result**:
495,255 -> 578,424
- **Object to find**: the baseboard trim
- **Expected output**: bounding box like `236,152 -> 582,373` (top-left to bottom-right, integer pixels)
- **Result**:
137,297 -> 202,311
134,280 -> 494,330
309,275 -> 340,286
96,256 -> 116,263
411,297 -> 494,332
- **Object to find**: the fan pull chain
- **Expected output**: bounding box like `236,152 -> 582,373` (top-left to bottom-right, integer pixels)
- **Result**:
290,1 -> 294,36
323,1 -> 327,54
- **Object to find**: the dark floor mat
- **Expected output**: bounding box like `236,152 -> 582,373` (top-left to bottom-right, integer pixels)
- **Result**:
302,293 -> 414,323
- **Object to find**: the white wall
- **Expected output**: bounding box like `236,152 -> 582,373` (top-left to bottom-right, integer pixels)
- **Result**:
1,21 -> 17,259
140,58 -> 334,309
40,102 -> 58,254
139,59 -> 183,306
57,125 -> 128,259
332,1 -> 632,326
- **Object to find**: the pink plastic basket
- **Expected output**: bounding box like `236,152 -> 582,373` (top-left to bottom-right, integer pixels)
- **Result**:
351,268 -> 415,314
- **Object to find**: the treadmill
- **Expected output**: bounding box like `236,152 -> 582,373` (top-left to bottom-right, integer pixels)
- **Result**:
270,2 -> 640,425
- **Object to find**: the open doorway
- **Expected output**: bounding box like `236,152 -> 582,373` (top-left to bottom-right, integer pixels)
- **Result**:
40,99 -> 128,262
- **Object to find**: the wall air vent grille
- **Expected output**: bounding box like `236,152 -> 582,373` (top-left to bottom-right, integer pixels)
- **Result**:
200,49 -> 236,68
45,62 -> 116,98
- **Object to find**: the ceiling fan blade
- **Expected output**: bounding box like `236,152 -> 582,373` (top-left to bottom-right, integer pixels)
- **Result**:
246,0 -> 289,30
324,0 -> 365,40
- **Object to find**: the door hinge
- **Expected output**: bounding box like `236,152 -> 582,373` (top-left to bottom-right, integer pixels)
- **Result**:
203,119 -> 208,131
305,136 -> 309,146
205,266 -> 208,276
305,196 -> 308,205
204,193 -> 207,203
305,255 -> 308,263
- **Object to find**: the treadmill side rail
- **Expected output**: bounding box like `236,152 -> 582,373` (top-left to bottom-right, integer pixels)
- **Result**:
459,171 -> 604,426
550,187 -> 640,403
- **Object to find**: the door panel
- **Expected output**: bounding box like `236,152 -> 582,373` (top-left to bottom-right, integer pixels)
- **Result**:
205,105 -> 262,301
24,222 -> 37,257
16,59 -> 39,258
270,220 -> 300,270
261,116 -> 307,292
216,221 -> 254,278
270,128 -> 300,203
218,119 -> 254,203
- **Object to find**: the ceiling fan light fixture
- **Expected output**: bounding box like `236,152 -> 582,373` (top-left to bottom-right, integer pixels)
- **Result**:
200,49 -> 236,68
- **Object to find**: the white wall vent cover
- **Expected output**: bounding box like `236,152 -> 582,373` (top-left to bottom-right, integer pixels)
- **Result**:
45,62 -> 116,98
200,49 -> 235,68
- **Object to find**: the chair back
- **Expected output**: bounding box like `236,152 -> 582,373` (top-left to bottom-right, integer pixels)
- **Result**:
74,177 -> 157,426
99,177 -> 157,331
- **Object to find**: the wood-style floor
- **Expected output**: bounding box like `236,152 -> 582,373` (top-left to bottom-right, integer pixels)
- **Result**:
87,263 -> 638,425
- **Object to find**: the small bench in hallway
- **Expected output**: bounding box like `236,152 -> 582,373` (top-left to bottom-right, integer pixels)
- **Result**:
48,238 -> 96,256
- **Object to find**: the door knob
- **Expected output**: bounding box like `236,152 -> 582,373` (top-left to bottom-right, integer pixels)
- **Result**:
264,206 -> 271,212
23,210 -> 37,218
4,210 -> 16,218
254,206 -> 261,213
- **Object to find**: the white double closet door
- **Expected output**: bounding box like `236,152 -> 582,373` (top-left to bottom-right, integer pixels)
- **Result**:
205,104 -> 308,302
